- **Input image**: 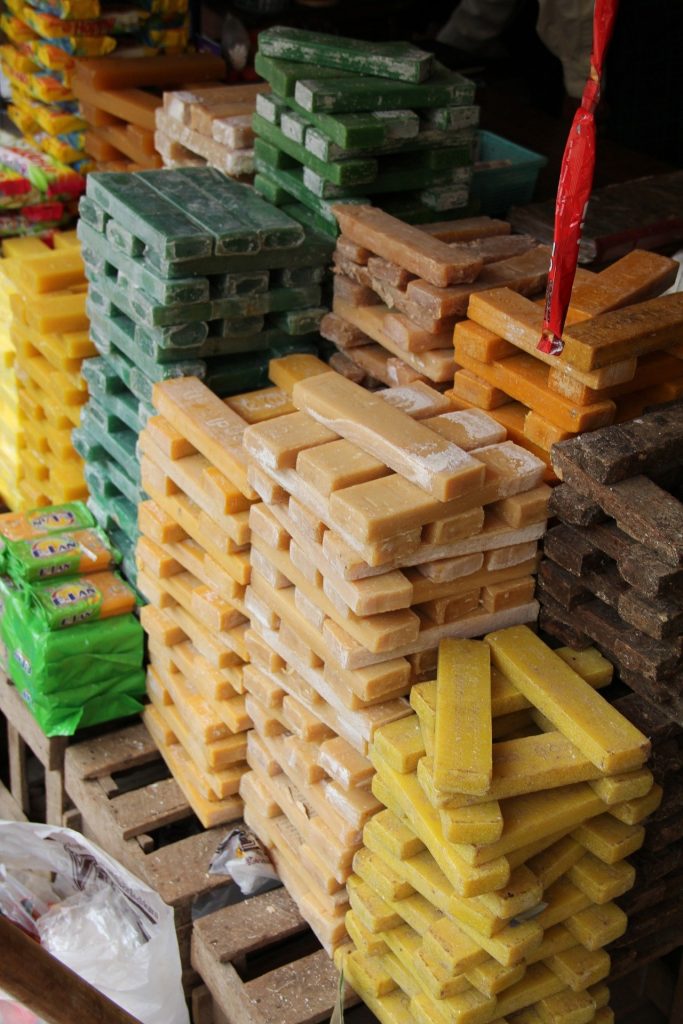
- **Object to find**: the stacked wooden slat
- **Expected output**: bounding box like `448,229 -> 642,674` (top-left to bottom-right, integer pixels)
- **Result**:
238,367 -> 552,953
324,204 -> 548,398
337,628 -> 657,1024
446,251 -> 681,477
155,83 -> 266,177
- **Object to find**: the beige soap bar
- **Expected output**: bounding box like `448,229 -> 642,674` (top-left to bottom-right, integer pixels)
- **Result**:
292,370 -> 485,501
242,411 -> 337,470
333,204 -> 484,287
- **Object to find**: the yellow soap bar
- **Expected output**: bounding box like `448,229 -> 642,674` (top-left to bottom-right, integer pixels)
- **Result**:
486,626 -> 650,773
567,853 -> 635,905
565,901 -> 627,951
573,814 -> 645,864
608,783 -> 662,825
354,848 -> 415,903
268,353 -> 331,394
548,944 -> 611,993
375,715 -> 425,773
434,639 -> 492,796
588,767 -> 653,805
346,910 -> 389,957
536,987 -> 596,1024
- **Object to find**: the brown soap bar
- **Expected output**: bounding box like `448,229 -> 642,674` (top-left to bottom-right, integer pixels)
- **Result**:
548,484 -> 605,527
333,204 -> 484,287
552,450 -> 683,569
75,54 -> 227,90
562,292 -> 683,371
553,401 -> 683,485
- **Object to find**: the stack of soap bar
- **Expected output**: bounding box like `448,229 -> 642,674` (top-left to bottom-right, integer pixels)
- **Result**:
76,167 -> 331,582
326,204 -> 547,393
0,501 -> 144,736
0,2 -> 194,169
239,368 -> 552,953
603,693 -> 683,984
446,250 -> 682,478
3,230 -> 95,512
537,400 -> 683,724
73,54 -> 227,172
336,627 -> 655,1024
156,82 -> 267,177
0,237 -> 30,509
252,26 -> 478,238
135,365 -> 321,827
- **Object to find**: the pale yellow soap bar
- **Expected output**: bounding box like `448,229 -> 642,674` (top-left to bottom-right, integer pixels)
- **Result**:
433,639 -> 492,796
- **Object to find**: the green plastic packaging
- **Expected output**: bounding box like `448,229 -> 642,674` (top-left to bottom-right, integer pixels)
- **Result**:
0,501 -> 94,545
1,588 -> 145,736
25,570 -> 137,630
2,525 -> 120,582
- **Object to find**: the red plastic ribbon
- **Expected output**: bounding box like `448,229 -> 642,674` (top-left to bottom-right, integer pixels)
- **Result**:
538,0 -> 621,355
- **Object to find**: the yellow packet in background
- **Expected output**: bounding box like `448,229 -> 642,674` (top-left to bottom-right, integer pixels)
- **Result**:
36,131 -> 85,165
0,43 -> 38,74
4,63 -> 74,102
0,12 -> 37,44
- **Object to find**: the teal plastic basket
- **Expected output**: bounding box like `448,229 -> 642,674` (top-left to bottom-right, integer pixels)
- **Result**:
470,130 -> 547,216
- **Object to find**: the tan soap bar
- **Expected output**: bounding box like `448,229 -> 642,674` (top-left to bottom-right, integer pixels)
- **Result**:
145,415 -> 197,461
296,438 -> 389,496
562,292 -> 683,370
566,249 -> 679,322
293,370 -> 485,501
377,382 -> 453,419
268,353 -> 331,394
424,410 -> 507,450
434,639 -> 492,795
333,204 -> 484,287
485,625 -> 650,773
153,376 -> 256,499
243,410 -> 337,470
225,385 -> 295,424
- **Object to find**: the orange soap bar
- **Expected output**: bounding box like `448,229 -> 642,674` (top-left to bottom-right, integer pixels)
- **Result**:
74,53 -> 227,90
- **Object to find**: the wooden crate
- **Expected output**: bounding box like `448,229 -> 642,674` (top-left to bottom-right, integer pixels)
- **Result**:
191,886 -> 377,1024
0,670 -> 70,824
64,719 -> 233,987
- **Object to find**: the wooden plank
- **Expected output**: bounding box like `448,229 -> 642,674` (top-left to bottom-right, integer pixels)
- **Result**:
0,777 -> 28,821
7,724 -> 29,814
64,721 -> 159,780
0,914 -> 142,1024
109,777 -> 191,840
0,673 -> 68,769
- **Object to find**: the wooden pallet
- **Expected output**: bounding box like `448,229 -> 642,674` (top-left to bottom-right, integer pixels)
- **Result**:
0,671 -> 69,824
191,886 -> 376,1024
64,720 -> 232,987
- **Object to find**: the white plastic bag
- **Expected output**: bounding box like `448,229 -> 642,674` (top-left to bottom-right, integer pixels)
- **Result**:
0,821 -> 189,1024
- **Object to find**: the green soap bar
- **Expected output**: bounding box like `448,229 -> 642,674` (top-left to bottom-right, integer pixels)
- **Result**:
144,227 -> 334,279
98,349 -> 151,407
220,315 -> 265,336
423,105 -> 480,131
140,169 -> 261,256
79,195 -> 108,232
203,339 -> 318,397
301,161 -> 470,199
78,221 -> 211,305
254,53 -> 356,98
211,270 -> 270,299
84,266 -> 214,327
280,109 -> 308,144
88,308 -> 206,380
80,405 -> 138,464
88,491 -> 138,541
89,383 -> 151,434
295,65 -> 476,114
380,192 -> 480,222
253,162 -> 366,226
106,218 -> 145,257
304,122 -> 475,162
266,283 -> 322,313
72,427 -> 106,463
80,423 -> 140,491
172,167 -> 305,252
419,181 -> 471,211
273,265 -> 326,287
81,357 -> 126,396
254,138 -> 297,172
255,91 -> 289,123
87,173 -> 213,261
253,115 -> 378,186
85,457 -> 144,507
271,306 -> 326,335
278,200 -> 340,240
258,26 -> 433,83
86,278 -> 209,343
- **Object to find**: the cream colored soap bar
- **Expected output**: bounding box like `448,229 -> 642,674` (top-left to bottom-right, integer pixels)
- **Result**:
434,639 -> 492,796
292,371 -> 486,502
485,626 -> 650,773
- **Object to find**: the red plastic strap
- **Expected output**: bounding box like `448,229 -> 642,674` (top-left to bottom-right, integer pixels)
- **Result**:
538,0 -> 621,355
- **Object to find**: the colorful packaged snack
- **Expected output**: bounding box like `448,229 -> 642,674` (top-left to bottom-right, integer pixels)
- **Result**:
26,569 -> 137,629
36,130 -> 86,164
0,144 -> 85,197
23,0 -> 101,20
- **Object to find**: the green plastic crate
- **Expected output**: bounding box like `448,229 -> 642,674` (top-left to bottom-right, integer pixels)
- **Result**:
470,130 -> 547,216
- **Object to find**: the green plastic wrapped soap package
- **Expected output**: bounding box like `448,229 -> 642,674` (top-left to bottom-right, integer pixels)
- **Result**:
25,570 -> 138,630
0,587 -> 146,735
2,525 -> 120,582
0,501 -> 94,547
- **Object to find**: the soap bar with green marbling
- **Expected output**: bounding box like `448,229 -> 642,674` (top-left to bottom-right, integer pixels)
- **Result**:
106,219 -> 145,257
295,66 -> 475,115
254,54 -> 356,97
203,338 -> 318,397
78,222 -> 211,305
273,265 -> 326,288
79,196 -> 108,232
280,110 -> 308,144
80,406 -> 138,469
301,160 -> 470,200
86,173 -> 213,261
253,114 -> 378,186
211,271 -> 271,299
271,307 -> 326,335
81,356 -> 126,397
85,456 -> 145,508
89,310 -> 206,382
423,105 -> 480,131
253,161 -> 366,227
304,123 -> 475,163
258,26 -> 433,83
85,373 -> 152,434
87,288 -> 208,348
87,490 -> 138,547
